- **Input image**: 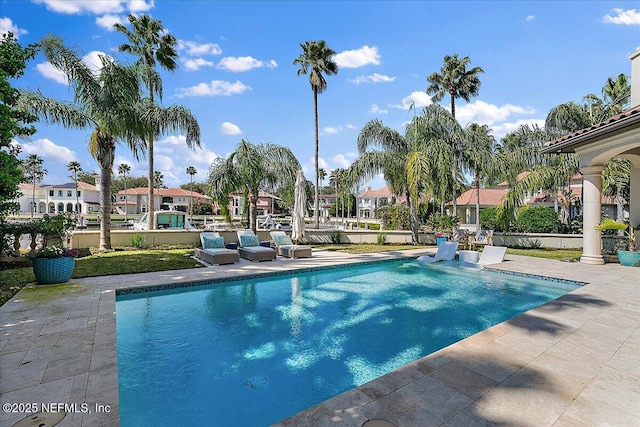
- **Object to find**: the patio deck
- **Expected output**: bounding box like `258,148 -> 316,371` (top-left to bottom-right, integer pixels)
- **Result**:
1,250 -> 638,426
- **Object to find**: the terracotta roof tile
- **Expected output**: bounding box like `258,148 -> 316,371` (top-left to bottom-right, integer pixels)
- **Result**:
453,189 -> 508,206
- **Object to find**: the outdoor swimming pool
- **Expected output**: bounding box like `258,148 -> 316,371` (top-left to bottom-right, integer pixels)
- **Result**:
115,259 -> 582,426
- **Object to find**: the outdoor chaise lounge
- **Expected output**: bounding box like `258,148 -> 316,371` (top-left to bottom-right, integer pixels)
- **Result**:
270,231 -> 312,259
194,232 -> 240,265
469,229 -> 494,250
459,245 -> 507,270
237,230 -> 276,262
417,241 -> 459,264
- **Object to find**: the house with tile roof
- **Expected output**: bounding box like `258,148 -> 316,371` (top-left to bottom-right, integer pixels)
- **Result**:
357,186 -> 404,218
114,187 -> 211,214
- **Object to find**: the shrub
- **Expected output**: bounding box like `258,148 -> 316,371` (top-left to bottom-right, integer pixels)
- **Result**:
130,234 -> 147,249
375,205 -> 410,230
479,207 -> 513,232
376,233 -> 387,245
425,214 -> 459,236
329,231 -> 343,244
514,206 -> 559,233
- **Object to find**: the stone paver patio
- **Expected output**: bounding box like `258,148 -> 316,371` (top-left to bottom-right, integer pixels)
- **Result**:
1,249 -> 638,426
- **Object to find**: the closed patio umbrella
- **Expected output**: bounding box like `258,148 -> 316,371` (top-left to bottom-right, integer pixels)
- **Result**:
292,170 -> 306,244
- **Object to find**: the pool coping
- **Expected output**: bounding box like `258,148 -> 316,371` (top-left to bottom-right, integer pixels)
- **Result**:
1,249 -> 638,426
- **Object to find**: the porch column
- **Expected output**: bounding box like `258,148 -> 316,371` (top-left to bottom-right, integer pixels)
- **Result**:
580,165 -> 605,265
630,164 -> 640,229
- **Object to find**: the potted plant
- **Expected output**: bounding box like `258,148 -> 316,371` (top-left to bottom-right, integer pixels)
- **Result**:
26,246 -> 79,284
595,218 -> 639,267
435,232 -> 448,247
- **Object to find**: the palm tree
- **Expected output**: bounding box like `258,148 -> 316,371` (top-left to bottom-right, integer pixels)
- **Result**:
328,168 -> 345,222
19,34 -> 144,249
67,160 -> 82,218
318,167 -> 327,191
293,40 -> 338,229
186,165 -> 197,218
22,154 -> 46,219
208,139 -> 301,232
602,158 -> 631,230
115,14 -> 179,230
426,54 -> 484,216
117,163 -> 131,221
462,123 -> 495,229
153,171 -> 164,189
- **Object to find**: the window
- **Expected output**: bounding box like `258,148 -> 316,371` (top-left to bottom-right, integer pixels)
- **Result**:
58,190 -> 63,197
49,190 -> 54,197
67,190 -> 72,197
77,191 -> 81,197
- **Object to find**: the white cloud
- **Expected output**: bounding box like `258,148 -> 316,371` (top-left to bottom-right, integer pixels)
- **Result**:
220,122 -> 242,135
32,0 -> 154,15
178,40 -> 222,56
525,15 -> 536,21
183,58 -> 214,71
218,56 -> 278,72
491,119 -> 546,139
332,153 -> 356,168
33,0 -> 125,14
0,17 -> 28,38
390,91 -> 433,110
128,0 -> 154,12
19,138 -> 77,164
36,62 -> 69,84
96,14 -> 124,31
370,104 -> 389,114
334,45 -> 381,68
175,80 -> 251,97
603,8 -> 640,25
321,124 -> 357,135
351,73 -> 395,84
455,100 -> 536,126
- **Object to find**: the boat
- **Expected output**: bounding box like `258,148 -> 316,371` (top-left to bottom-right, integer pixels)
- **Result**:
133,210 -> 195,230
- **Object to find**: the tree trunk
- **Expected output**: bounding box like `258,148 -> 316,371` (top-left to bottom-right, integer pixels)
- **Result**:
475,172 -> 481,229
449,92 -> 457,218
314,90 -> 321,229
31,181 -> 36,219
97,137 -> 115,250
616,187 -> 625,237
249,190 -> 258,232
148,133 -> 155,230
407,191 -> 419,245
123,177 -> 128,222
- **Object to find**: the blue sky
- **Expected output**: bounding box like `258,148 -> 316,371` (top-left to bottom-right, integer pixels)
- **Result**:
1,1 -> 639,190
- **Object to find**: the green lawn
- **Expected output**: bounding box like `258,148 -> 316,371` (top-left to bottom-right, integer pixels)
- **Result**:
0,244 -> 583,307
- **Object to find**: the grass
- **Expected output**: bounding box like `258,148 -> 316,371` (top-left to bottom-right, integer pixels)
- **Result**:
0,244 -> 584,307
0,248 -> 202,307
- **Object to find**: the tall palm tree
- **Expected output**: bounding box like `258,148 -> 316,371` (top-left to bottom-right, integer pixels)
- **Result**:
117,163 -> 131,221
153,171 -> 164,189
602,158 -> 631,230
208,140 -> 301,232
115,14 -> 179,230
426,54 -> 484,215
19,34 -> 144,249
293,40 -> 338,229
67,160 -> 82,218
22,154 -> 46,219
186,165 -> 197,218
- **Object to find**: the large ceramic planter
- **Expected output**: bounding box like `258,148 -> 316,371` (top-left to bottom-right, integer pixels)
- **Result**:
32,257 -> 75,284
436,237 -> 448,247
617,250 -> 640,267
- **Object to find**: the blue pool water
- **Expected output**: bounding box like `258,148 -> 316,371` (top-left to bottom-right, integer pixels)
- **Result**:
116,259 -> 581,426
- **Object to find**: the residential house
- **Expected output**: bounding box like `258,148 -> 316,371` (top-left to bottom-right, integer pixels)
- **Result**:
309,193 -> 339,219
16,181 -> 100,215
357,186 -> 402,218
228,191 -> 282,217
115,187 -> 211,214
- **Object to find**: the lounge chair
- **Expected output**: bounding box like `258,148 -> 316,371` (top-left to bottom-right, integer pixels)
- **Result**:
237,230 -> 276,262
460,245 -> 507,270
270,231 -> 312,259
470,229 -> 494,250
194,232 -> 240,265
451,228 -> 470,250
417,241 -> 459,264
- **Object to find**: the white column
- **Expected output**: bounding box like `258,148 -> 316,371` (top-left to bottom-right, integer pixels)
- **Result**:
580,166 -> 605,265
630,164 -> 640,229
